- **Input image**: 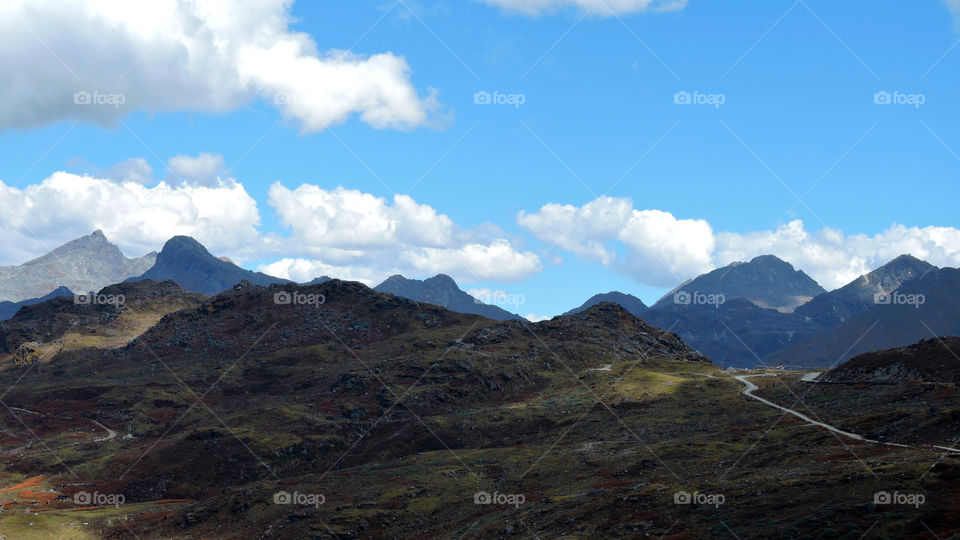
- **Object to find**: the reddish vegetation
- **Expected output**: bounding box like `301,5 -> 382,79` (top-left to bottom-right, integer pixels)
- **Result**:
19,489 -> 57,502
0,475 -> 45,493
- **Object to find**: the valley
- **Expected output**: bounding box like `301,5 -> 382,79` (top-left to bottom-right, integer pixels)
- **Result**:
0,280 -> 956,538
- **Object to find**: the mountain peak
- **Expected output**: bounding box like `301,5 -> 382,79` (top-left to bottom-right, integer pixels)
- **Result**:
161,235 -> 210,254
653,254 -> 824,313
749,254 -> 791,267
0,231 -> 155,302
795,253 -> 937,326
424,273 -> 457,287
563,291 -> 648,318
130,236 -> 288,294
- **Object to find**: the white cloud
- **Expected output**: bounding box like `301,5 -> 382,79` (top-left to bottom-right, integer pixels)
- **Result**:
403,241 -> 542,283
258,258 -> 383,286
519,197 -> 960,290
478,0 -> 687,16
0,168 -> 542,285
517,197 -> 633,265
105,158 -> 153,185
167,153 -> 227,187
0,0 -> 439,132
268,184 -> 542,283
268,184 -> 456,249
0,171 -> 262,265
716,221 -> 960,289
519,197 -> 713,286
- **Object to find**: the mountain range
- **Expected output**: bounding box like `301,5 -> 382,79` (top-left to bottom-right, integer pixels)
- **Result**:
565,253 -> 958,369
0,231 -> 957,370
0,230 -> 154,302
0,278 -> 955,538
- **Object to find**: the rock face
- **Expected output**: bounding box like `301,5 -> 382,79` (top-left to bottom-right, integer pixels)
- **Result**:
0,230 -> 155,302
0,286 -> 74,321
653,255 -> 825,313
563,291 -> 648,318
795,254 -> 936,326
129,236 -> 289,294
374,274 -> 523,321
825,337 -> 960,384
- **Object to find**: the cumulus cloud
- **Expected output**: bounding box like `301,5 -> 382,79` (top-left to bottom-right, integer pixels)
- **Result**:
167,153 -> 227,187
0,168 -> 542,285
0,0 -> 439,132
518,197 -> 713,286
267,184 -> 542,283
478,0 -> 687,16
519,197 -> 960,290
0,171 -> 262,265
105,158 -> 154,185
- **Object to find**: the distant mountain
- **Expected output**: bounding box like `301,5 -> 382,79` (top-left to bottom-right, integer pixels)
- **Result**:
0,286 -> 74,321
653,255 -> 825,313
0,230 -> 155,302
795,254 -> 936,326
128,236 -> 290,294
301,276 -> 333,286
825,336 -> 960,384
769,267 -> 960,369
563,291 -> 648,318
644,298 -> 823,368
374,274 -> 523,321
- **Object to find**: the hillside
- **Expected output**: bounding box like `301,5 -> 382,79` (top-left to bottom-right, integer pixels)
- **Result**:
0,279 -> 205,359
825,336 -> 960,384
769,268 -> 960,368
645,298 -> 823,367
0,282 -> 957,539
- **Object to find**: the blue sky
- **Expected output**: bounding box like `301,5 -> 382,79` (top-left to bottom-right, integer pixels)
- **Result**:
1,0 -> 959,319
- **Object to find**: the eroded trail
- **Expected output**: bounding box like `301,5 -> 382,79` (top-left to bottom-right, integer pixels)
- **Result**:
735,373 -> 960,454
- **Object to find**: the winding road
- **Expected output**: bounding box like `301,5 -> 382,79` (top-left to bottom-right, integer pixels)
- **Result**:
735,373 -> 960,454
5,406 -> 116,446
